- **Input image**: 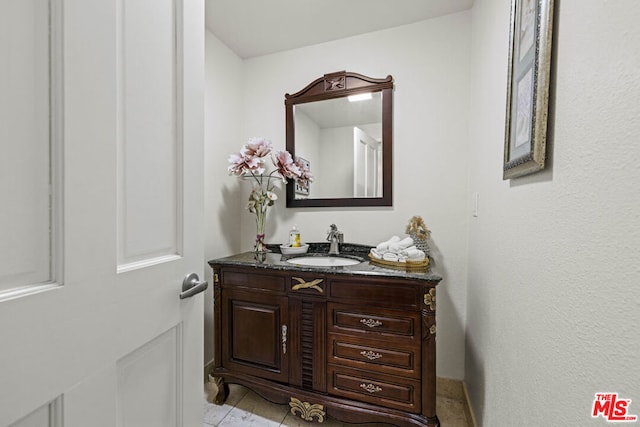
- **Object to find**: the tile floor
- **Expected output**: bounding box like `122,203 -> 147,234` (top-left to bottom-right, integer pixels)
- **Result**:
204,383 -> 471,427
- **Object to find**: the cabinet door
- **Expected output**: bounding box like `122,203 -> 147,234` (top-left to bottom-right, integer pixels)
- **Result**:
222,289 -> 289,382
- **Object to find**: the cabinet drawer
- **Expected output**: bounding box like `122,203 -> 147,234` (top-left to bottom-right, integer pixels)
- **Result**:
328,303 -> 420,341
328,334 -> 420,379
327,365 -> 421,413
329,279 -> 420,308
221,270 -> 285,292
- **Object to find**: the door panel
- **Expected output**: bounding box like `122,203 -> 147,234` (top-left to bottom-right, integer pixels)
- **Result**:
353,127 -> 381,198
8,398 -> 61,427
116,327 -> 180,427
117,0 -> 181,269
222,290 -> 289,383
0,0 -> 56,295
0,0 -> 204,425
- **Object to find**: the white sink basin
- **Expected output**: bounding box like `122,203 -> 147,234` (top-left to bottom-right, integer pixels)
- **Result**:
286,256 -> 361,267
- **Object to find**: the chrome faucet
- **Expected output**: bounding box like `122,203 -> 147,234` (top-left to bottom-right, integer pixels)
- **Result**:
327,224 -> 343,255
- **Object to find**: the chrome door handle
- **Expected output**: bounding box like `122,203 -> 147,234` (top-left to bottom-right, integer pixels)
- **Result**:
179,273 -> 208,299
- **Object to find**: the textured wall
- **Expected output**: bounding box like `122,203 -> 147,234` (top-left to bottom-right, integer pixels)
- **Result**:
465,0 -> 640,425
203,31 -> 244,364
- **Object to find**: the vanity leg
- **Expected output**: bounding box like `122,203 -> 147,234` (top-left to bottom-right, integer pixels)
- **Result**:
205,375 -> 229,405
426,415 -> 441,427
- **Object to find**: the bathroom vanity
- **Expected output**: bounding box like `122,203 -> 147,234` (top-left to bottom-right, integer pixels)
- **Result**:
208,244 -> 442,427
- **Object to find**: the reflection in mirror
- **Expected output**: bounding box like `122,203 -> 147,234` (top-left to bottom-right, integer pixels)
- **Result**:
294,93 -> 382,199
286,71 -> 393,208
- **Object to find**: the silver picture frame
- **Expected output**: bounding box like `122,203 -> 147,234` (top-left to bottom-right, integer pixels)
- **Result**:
503,0 -> 555,179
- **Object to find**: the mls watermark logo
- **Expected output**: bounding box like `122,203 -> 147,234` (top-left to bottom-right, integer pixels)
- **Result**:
592,393 -> 638,422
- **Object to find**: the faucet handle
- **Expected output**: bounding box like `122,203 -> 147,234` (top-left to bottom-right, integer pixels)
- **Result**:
327,224 -> 341,254
327,224 -> 344,246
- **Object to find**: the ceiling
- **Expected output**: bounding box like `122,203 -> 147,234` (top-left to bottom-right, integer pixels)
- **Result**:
205,0 -> 474,59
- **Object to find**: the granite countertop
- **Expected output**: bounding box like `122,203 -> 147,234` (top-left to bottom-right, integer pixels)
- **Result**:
208,242 -> 442,282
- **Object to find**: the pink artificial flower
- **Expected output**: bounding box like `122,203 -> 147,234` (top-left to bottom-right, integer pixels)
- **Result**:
241,137 -> 272,158
272,150 -> 301,182
227,153 -> 245,175
227,152 -> 265,176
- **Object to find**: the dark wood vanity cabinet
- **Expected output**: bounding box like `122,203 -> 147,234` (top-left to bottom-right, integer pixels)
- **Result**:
210,262 -> 440,427
221,288 -> 290,383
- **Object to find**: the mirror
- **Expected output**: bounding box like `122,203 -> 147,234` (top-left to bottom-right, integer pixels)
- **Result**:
285,71 -> 393,207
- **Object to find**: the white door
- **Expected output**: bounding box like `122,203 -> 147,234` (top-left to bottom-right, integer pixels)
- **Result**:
0,0 -> 205,426
353,127 -> 381,198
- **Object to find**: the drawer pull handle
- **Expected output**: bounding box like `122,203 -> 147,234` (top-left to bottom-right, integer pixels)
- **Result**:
360,383 -> 383,394
292,277 -> 324,293
360,318 -> 383,328
360,350 -> 383,361
282,325 -> 288,354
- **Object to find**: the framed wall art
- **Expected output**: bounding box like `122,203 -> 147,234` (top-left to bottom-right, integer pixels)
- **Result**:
294,157 -> 310,196
503,0 -> 555,179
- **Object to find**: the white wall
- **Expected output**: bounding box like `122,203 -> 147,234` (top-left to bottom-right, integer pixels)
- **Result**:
203,31 -> 244,364
466,0 -> 640,425
317,125 -> 353,198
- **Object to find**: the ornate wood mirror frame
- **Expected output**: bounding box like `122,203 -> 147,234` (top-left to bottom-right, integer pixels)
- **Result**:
285,71 -> 393,207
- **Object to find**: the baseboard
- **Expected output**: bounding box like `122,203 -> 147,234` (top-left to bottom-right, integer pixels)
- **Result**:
437,377 -> 478,427
462,380 -> 479,427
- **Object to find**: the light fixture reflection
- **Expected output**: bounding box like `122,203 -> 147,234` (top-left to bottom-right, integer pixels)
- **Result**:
347,92 -> 372,102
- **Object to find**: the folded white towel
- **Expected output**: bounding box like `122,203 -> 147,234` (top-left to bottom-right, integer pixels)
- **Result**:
405,249 -> 426,261
399,237 -> 414,248
370,249 -> 383,259
389,237 -> 414,252
375,235 -> 401,251
382,252 -> 399,262
374,236 -> 422,263
399,245 -> 417,254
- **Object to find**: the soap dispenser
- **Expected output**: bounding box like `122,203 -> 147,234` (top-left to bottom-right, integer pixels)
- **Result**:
289,225 -> 301,248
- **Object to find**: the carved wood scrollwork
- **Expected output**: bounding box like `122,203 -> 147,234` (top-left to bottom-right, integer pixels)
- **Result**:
205,375 -> 228,405
289,397 -> 325,423
292,277 -> 324,293
422,309 -> 436,342
325,75 -> 345,91
422,287 -> 436,342
424,288 -> 436,312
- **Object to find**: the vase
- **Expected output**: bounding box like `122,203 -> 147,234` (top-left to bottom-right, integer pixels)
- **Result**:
409,232 -> 430,257
246,182 -> 273,253
254,210 -> 267,253
254,232 -> 266,253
